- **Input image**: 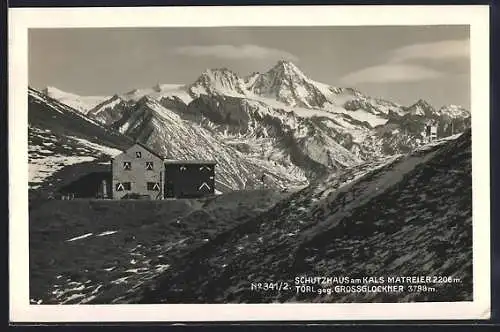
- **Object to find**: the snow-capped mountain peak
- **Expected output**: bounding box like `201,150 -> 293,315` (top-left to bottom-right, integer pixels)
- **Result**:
268,60 -> 309,81
414,99 -> 434,108
41,86 -> 109,114
437,104 -> 470,119
405,99 -> 436,116
245,60 -> 330,108
199,68 -> 242,85
188,68 -> 247,97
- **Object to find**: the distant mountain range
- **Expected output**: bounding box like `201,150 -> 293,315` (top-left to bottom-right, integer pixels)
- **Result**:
30,60 -> 471,194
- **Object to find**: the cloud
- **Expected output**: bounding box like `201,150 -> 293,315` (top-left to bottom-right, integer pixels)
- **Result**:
340,39 -> 468,84
389,39 -> 469,63
340,64 -> 444,85
173,44 -> 298,61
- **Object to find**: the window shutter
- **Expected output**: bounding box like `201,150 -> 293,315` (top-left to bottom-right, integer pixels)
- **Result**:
147,182 -> 160,191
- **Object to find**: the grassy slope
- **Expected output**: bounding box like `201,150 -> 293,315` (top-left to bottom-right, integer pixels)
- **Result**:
29,189 -> 290,304
135,131 -> 472,303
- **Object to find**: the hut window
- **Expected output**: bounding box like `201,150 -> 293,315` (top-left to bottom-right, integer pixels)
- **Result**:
116,182 -> 131,191
136,151 -> 142,158
147,182 -> 160,191
123,161 -> 131,170
146,161 -> 154,170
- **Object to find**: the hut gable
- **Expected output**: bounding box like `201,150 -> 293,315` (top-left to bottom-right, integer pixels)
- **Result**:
111,142 -> 164,199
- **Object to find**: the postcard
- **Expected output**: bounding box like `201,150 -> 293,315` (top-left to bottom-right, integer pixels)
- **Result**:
9,4 -> 490,322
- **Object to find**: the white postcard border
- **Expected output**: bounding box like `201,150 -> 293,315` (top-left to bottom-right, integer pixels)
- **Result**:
9,5 -> 491,322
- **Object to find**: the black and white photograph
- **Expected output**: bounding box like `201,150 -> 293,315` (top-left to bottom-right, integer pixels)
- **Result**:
9,5 -> 490,322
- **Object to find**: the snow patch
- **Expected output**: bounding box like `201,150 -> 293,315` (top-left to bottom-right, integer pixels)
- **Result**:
43,86 -> 109,114
341,109 -> 388,127
29,155 -> 96,187
97,230 -> 118,237
66,233 -> 93,242
67,136 -> 123,157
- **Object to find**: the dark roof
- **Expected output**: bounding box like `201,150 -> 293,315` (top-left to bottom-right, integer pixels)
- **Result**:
113,141 -> 216,165
134,141 -> 165,159
164,159 -> 217,165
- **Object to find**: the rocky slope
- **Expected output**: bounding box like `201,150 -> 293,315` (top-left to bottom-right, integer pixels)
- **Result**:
126,131 -> 472,303
112,96 -> 311,191
30,88 -> 310,193
28,87 -> 131,193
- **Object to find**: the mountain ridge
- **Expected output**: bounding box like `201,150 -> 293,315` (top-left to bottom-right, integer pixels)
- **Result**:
33,60 -> 471,193
40,60 -> 470,115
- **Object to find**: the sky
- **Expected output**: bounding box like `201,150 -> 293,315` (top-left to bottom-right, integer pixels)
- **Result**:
29,26 -> 470,109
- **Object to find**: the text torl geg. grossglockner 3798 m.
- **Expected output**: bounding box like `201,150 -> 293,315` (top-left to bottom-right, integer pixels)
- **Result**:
250,275 -> 463,296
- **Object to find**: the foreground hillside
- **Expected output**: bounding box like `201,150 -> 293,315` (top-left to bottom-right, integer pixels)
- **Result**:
131,131 -> 472,303
29,131 -> 472,304
29,189 -> 291,304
